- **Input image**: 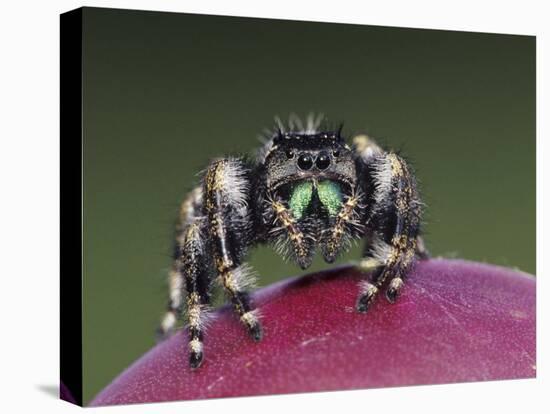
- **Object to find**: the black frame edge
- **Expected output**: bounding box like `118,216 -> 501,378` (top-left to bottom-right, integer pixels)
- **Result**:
60,7 -> 83,407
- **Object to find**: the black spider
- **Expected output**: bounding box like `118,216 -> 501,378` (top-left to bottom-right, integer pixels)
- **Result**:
157,115 -> 429,369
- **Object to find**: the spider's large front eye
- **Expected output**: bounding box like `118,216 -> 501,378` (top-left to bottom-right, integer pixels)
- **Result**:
297,153 -> 313,170
285,149 -> 295,159
316,152 -> 331,170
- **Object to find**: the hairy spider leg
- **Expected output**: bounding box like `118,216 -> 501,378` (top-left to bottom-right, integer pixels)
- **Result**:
157,186 -> 213,369
321,191 -> 363,263
180,216 -> 212,368
204,159 -> 263,343
157,186 -> 202,339
270,199 -> 313,269
356,151 -> 423,312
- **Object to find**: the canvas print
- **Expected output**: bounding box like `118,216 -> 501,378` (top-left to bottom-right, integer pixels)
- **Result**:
60,6 -> 536,406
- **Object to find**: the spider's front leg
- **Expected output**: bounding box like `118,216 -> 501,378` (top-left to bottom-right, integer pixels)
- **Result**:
204,158 -> 263,341
354,136 -> 426,312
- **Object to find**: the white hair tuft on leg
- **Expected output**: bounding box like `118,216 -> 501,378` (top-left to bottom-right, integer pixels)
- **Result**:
369,237 -> 393,265
372,155 -> 393,204
221,158 -> 249,216
235,264 -> 258,290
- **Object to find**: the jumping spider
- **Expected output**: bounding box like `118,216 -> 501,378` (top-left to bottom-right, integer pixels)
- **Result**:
158,115 -> 428,369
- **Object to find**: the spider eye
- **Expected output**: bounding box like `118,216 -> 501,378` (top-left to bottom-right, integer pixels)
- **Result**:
316,152 -> 331,170
285,149 -> 295,159
297,153 -> 313,170
333,150 -> 340,157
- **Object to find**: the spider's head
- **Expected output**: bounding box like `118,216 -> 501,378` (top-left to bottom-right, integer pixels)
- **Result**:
264,129 -> 357,197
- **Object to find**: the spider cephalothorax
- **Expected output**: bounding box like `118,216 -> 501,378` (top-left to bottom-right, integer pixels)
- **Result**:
260,129 -> 362,269
158,115 -> 428,369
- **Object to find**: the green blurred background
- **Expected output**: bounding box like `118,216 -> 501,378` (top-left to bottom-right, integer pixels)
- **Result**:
81,7 -> 535,404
